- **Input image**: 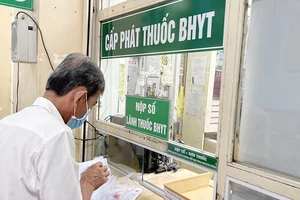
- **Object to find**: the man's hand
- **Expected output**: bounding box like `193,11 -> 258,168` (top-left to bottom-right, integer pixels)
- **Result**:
80,162 -> 110,200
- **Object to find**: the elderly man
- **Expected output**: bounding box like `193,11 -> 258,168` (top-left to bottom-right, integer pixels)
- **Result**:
0,53 -> 109,200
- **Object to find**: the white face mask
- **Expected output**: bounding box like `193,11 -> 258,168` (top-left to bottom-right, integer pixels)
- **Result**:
67,93 -> 90,129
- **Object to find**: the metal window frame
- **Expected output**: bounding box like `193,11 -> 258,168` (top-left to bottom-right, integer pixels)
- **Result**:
92,0 -> 220,171
216,0 -> 300,199
225,176 -> 290,200
89,1 -> 221,199
90,0 -> 300,200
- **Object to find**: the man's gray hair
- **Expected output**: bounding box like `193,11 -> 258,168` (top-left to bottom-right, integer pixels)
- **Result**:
46,53 -> 105,99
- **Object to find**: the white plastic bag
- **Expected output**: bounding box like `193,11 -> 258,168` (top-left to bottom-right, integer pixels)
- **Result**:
79,157 -> 142,200
91,174 -> 142,200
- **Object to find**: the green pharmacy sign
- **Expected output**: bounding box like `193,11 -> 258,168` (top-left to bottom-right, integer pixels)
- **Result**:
125,95 -> 170,140
0,0 -> 33,10
168,143 -> 218,171
101,0 -> 225,58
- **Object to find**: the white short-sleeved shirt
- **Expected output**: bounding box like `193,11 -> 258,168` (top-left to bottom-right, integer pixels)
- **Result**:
0,97 -> 82,200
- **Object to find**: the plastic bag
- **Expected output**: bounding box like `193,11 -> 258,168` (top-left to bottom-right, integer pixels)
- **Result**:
78,156 -> 111,177
91,174 -> 142,200
79,157 -> 142,200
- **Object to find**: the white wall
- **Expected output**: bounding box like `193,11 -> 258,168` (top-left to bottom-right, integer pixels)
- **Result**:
0,0 -> 88,161
0,7 -> 13,119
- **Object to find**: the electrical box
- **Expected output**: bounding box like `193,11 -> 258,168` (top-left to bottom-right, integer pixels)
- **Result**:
11,18 -> 37,63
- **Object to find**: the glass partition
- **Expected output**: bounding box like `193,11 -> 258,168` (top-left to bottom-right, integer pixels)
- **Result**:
97,51 -> 223,153
94,134 -> 143,173
226,178 -> 282,200
235,0 -> 300,180
94,134 -> 215,199
95,0 -> 226,198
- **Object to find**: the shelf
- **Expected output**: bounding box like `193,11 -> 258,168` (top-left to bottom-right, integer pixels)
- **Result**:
94,120 -> 168,153
143,168 -> 199,190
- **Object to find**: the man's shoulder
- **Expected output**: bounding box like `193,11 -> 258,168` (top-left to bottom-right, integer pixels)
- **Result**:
1,106 -> 72,142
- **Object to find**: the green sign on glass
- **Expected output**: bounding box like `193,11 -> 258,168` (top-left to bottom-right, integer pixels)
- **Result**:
125,95 -> 170,140
168,143 -> 218,171
101,0 -> 225,59
0,0 -> 33,10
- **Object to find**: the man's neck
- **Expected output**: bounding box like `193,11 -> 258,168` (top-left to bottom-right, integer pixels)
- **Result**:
43,91 -> 72,124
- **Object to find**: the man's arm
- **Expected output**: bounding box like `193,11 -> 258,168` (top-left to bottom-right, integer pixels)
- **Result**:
34,132 -> 110,200
34,132 -> 83,200
80,181 -> 94,200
